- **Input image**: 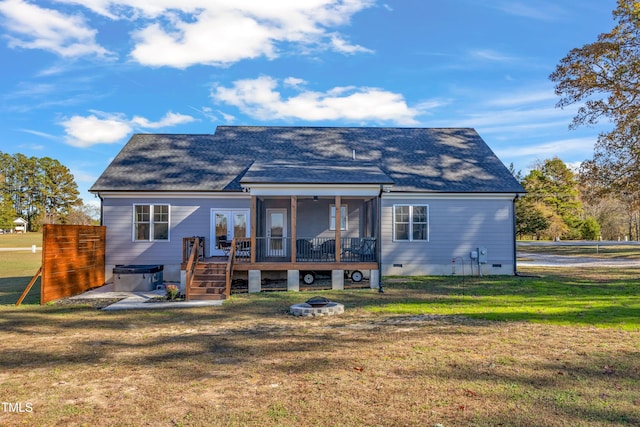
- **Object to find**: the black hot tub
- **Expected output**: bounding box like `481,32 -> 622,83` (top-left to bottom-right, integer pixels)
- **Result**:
113,265 -> 163,292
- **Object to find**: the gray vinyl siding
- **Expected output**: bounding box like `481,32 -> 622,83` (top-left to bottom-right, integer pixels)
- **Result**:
381,195 -> 516,276
296,198 -> 363,239
102,195 -> 250,281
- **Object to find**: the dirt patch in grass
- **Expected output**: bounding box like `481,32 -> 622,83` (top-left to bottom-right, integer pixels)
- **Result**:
1,273 -> 639,427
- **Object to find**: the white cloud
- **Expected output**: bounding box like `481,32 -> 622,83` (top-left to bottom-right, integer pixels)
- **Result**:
130,112 -> 195,129
329,33 -> 372,54
18,128 -> 57,140
61,113 -> 132,147
211,76 -> 421,125
60,110 -> 196,147
486,90 -> 559,108
493,1 -> 565,21
469,49 -> 518,63
53,0 -> 374,67
496,137 -> 596,159
0,0 -> 111,57
283,77 -> 307,88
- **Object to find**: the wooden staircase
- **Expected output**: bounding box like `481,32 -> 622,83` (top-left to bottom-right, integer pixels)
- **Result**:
188,262 -> 227,301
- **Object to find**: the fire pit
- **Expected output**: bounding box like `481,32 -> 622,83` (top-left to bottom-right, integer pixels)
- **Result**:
290,296 -> 344,317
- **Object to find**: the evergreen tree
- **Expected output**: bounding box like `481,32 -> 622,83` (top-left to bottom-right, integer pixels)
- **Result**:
0,151 -> 81,231
518,158 -> 588,240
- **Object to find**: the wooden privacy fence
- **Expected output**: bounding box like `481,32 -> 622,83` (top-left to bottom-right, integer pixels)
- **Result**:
24,224 -> 106,305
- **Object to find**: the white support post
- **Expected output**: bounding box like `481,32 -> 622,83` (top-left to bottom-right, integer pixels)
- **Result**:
248,270 -> 261,293
369,269 -> 380,290
287,270 -> 300,291
332,270 -> 344,290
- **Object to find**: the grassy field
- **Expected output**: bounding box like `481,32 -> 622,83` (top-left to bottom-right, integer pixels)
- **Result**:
0,231 -> 42,248
0,243 -> 639,426
0,233 -> 42,305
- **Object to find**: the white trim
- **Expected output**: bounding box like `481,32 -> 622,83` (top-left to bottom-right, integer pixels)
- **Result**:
392,204 -> 429,242
329,204 -> 348,231
210,209 -> 250,256
95,191 -> 250,199
382,192 -> 520,201
247,183 -> 381,197
266,208 -> 288,257
95,190 -> 521,200
132,203 -> 171,242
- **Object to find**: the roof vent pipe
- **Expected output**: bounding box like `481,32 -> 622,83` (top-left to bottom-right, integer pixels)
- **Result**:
352,149 -> 356,161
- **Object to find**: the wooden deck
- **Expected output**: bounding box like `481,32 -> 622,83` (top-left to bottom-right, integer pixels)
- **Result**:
182,237 -> 379,301
197,256 -> 377,272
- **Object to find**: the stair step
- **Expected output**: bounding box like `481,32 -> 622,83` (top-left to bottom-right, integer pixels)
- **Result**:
191,279 -> 227,288
188,293 -> 225,301
196,271 -> 226,277
193,276 -> 227,283
190,286 -> 225,295
197,266 -> 226,271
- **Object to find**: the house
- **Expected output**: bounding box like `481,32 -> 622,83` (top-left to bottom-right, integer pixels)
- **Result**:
90,126 -> 524,299
13,217 -> 28,233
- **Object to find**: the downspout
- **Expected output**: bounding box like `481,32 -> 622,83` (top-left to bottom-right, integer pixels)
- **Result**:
97,193 -> 104,225
377,186 -> 384,292
513,194 -> 519,276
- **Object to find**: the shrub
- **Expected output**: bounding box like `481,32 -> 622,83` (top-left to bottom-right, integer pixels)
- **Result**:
165,284 -> 179,300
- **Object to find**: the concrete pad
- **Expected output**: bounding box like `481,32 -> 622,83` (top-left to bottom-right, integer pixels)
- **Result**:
102,296 -> 223,311
68,283 -> 223,311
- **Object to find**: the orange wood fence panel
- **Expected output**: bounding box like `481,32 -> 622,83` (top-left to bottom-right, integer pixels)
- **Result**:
40,224 -> 106,304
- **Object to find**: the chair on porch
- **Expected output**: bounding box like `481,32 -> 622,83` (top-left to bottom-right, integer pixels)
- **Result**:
296,239 -> 314,261
343,237 -> 376,261
317,239 -> 336,261
217,235 -> 232,256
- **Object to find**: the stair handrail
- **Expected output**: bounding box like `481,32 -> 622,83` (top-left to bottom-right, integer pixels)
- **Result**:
225,237 -> 237,299
185,236 -> 201,301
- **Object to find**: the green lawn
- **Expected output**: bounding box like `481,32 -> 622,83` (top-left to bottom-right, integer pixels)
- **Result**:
371,270 -> 640,331
0,232 -> 42,248
1,252 -> 639,426
1,238 -> 640,331
0,234 -> 42,305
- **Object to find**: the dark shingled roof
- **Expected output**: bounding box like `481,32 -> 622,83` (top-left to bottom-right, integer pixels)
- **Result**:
241,160 -> 394,185
90,126 -> 524,193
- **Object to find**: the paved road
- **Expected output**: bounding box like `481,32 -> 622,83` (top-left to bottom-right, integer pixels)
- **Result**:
517,240 -> 640,247
517,241 -> 640,267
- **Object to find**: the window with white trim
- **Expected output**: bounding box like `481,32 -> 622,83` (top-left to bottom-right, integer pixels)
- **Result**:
330,205 -> 348,231
133,204 -> 170,241
393,204 -> 429,241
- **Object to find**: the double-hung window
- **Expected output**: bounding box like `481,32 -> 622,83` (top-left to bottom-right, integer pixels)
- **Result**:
393,204 -> 429,241
330,205 -> 348,231
134,204 -> 170,241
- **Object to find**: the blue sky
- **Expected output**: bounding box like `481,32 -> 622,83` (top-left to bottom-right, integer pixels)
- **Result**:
0,0 -> 617,205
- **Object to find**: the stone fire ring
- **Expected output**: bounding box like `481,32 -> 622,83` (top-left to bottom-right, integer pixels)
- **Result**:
290,301 -> 345,317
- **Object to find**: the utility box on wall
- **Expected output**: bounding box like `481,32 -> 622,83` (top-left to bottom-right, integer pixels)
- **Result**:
478,247 -> 488,264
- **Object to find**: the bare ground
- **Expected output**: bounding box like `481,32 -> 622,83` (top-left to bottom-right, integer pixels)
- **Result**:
1,289 -> 639,427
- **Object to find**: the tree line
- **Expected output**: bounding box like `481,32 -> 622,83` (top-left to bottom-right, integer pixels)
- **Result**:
0,151 -> 97,231
513,157 -> 640,241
